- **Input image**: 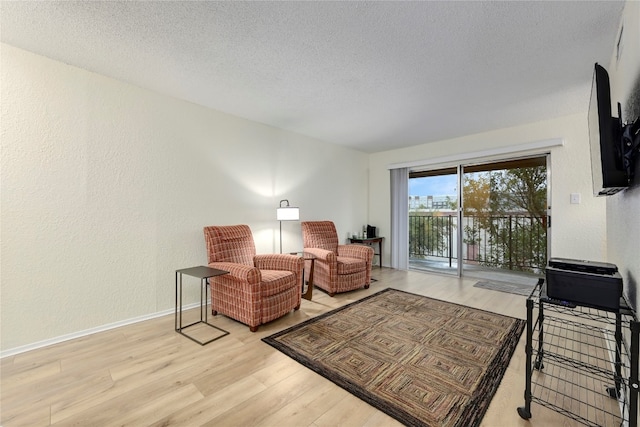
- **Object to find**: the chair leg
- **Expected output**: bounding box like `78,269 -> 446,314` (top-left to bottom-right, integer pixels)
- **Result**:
364,284 -> 370,289
294,304 -> 300,310
329,292 -> 335,297
212,310 -> 218,315
250,325 -> 259,332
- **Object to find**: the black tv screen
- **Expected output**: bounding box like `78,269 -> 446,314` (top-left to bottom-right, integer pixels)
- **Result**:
589,63 -> 627,196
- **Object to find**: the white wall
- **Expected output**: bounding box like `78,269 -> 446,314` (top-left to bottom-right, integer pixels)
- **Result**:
369,113 -> 608,270
607,1 -> 640,312
0,44 -> 369,353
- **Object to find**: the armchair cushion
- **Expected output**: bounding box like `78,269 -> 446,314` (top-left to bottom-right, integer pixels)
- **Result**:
336,256 -> 366,275
259,270 -> 296,297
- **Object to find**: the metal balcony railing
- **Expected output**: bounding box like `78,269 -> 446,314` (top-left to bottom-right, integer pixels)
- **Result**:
409,213 -> 547,273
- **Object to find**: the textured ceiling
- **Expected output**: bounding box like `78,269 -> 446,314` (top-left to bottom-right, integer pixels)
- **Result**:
0,1 -> 625,153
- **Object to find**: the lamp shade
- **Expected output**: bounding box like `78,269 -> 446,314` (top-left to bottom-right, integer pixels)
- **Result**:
277,207 -> 299,221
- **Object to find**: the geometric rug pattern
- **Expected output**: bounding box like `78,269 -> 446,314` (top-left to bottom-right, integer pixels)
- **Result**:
263,288 -> 525,427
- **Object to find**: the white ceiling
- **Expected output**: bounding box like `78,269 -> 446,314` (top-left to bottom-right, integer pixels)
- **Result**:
0,1 -> 625,153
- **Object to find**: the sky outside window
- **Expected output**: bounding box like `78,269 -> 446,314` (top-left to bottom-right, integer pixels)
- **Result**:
409,175 -> 457,197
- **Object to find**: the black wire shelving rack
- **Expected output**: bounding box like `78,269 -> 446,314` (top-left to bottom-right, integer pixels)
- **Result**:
518,278 -> 639,427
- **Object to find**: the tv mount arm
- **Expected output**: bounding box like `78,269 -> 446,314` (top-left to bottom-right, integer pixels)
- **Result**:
621,115 -> 640,181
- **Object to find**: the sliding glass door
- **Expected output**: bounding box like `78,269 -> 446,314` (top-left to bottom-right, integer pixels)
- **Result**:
408,155 -> 548,281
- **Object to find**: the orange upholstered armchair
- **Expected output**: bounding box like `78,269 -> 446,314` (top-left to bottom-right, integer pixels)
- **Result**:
203,225 -> 304,332
301,221 -> 374,296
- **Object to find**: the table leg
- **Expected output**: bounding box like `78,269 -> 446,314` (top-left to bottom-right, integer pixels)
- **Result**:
203,278 -> 209,324
176,271 -> 185,332
199,278 -> 204,323
302,259 -> 314,300
175,271 -> 179,331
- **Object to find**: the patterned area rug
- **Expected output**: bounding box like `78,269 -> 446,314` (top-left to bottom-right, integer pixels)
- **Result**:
473,280 -> 536,297
263,288 -> 525,427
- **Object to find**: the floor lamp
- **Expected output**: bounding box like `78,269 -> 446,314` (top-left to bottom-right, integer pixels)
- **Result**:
277,199 -> 299,253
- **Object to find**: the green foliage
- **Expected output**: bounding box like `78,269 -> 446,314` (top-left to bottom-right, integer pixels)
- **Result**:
409,212 -> 455,258
466,165 -> 547,273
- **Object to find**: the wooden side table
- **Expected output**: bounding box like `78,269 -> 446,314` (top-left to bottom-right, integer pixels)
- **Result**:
175,266 -> 229,345
349,236 -> 384,268
291,252 -> 316,300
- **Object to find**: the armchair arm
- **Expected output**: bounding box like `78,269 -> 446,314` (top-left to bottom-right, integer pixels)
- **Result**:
254,254 -> 304,273
208,262 -> 261,285
302,247 -> 337,263
337,244 -> 374,260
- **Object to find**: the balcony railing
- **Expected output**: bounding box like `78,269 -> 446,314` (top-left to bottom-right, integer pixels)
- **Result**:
409,213 -> 547,273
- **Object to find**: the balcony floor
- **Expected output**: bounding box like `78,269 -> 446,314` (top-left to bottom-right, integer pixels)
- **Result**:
409,256 -> 541,286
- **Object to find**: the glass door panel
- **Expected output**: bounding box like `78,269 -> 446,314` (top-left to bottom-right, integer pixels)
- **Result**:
461,156 -> 548,282
408,168 -> 459,275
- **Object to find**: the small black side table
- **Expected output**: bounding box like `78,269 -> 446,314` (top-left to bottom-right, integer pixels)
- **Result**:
175,266 -> 229,345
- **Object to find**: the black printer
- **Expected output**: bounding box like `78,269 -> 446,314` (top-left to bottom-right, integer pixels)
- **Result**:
545,258 -> 622,310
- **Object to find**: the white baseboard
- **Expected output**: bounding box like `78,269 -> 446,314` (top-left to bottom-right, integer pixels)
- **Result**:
0,302 -> 201,359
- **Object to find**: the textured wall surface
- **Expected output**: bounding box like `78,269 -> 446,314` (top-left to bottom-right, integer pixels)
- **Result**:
607,1 -> 640,312
0,44 -> 369,352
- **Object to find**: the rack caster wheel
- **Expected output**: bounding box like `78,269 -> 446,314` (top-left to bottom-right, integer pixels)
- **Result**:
517,406 -> 531,419
534,360 -> 544,370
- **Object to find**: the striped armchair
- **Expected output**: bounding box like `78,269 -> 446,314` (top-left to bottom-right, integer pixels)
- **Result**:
203,225 -> 304,332
301,221 -> 374,297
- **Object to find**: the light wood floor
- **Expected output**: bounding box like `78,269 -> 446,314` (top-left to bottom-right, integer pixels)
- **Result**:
0,268 -> 609,426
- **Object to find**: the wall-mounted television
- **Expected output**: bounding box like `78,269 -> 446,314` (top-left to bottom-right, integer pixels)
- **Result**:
589,63 -> 640,196
589,64 -> 626,195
